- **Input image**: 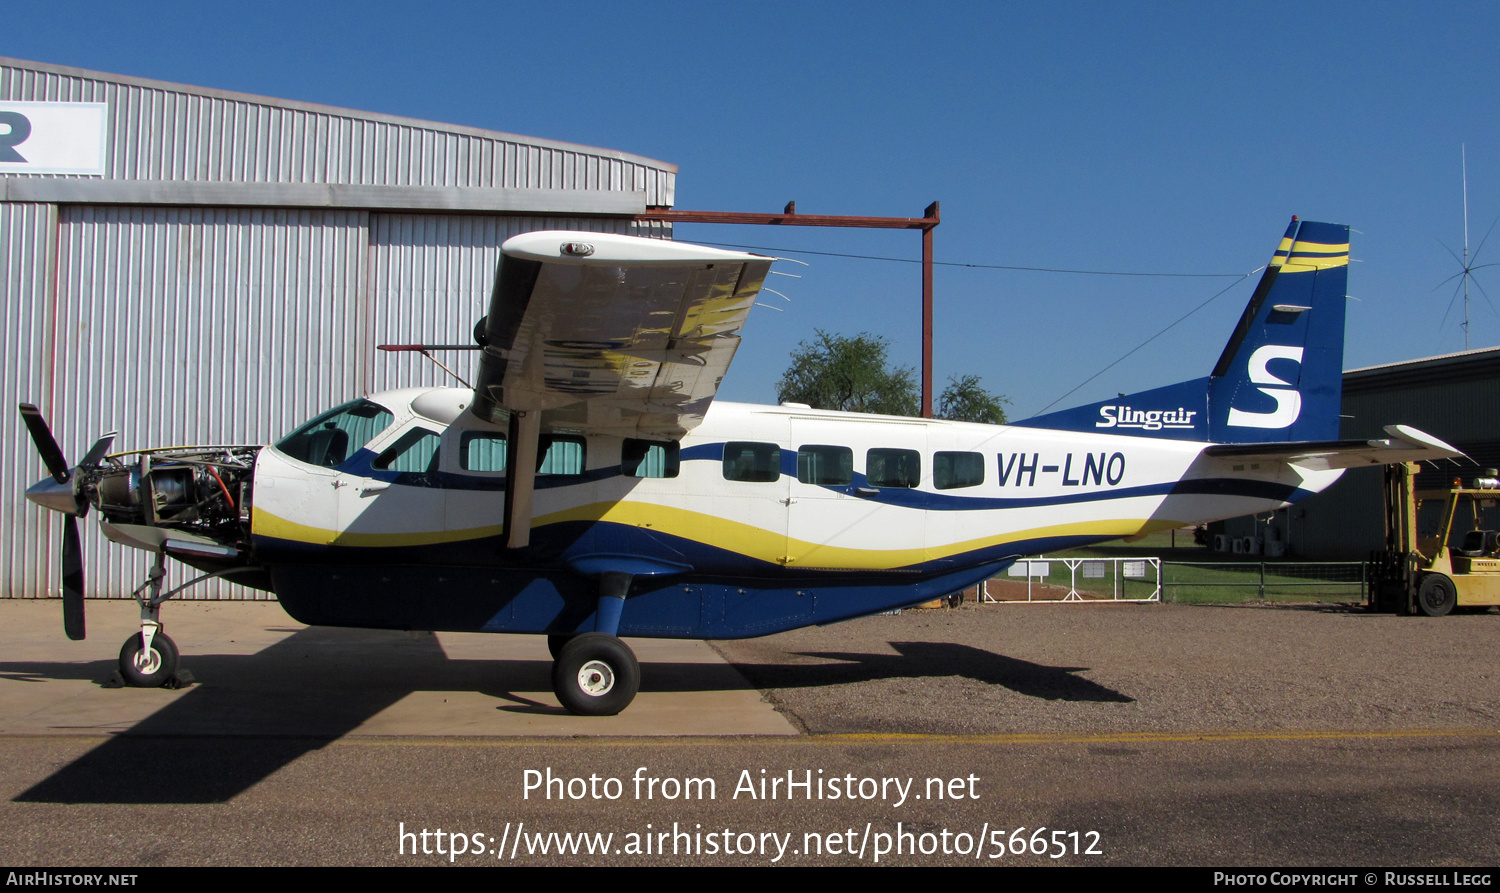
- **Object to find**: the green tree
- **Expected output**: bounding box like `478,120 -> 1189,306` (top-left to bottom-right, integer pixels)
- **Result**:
776,331 -> 919,416
776,332 -> 1010,422
936,374 -> 1010,424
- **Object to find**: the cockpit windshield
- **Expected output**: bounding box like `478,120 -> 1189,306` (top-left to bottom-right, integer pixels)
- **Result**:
275,400 -> 395,468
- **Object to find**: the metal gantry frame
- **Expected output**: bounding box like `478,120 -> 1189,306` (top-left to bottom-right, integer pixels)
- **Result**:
636,202 -> 942,416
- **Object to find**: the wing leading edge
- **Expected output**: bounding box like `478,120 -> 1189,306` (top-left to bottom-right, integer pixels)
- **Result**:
473,231 -> 774,440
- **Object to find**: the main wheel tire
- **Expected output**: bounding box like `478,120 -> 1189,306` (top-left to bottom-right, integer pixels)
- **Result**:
119,631 -> 179,687
546,634 -> 574,660
1417,574 -> 1457,618
552,633 -> 639,716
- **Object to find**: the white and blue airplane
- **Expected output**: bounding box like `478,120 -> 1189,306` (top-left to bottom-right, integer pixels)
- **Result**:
20,217 -> 1458,715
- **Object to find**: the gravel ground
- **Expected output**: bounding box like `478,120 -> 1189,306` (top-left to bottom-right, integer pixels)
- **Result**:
712,601 -> 1500,735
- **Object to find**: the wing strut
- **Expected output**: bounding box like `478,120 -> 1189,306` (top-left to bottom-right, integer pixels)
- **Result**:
504,410 -> 541,549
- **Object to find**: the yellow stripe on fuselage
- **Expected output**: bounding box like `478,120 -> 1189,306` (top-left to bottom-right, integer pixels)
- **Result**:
253,509 -> 505,547
534,501 -> 1186,569
254,500 -> 1185,568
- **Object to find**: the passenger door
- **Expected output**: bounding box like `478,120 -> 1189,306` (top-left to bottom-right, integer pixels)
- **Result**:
785,417 -> 930,570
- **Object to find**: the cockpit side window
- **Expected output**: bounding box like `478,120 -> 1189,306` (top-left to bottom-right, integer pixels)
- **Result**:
275,400 -> 394,468
372,428 -> 441,473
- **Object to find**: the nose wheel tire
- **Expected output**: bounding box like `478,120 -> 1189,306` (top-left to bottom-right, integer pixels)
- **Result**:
119,631 -> 179,688
551,633 -> 639,716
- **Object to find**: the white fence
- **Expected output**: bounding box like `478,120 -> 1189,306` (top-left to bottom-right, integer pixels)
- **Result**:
984,557 -> 1162,603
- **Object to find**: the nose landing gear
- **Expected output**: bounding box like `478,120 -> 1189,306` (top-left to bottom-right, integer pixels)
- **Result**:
113,548 -> 263,689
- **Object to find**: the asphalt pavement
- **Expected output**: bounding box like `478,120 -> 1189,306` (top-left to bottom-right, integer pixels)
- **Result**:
0,596 -> 1495,867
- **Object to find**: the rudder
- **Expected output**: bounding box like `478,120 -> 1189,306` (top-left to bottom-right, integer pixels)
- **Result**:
1205,217 -> 1348,443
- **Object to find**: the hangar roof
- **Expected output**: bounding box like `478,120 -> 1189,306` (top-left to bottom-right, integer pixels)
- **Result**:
0,56 -> 675,214
1344,346 -> 1500,395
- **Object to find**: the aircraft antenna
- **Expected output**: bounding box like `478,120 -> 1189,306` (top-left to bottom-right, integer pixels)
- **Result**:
1436,145 -> 1498,351
1463,143 -> 1471,350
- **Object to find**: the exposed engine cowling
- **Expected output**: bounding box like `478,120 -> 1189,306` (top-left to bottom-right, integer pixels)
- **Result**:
87,447 -> 261,548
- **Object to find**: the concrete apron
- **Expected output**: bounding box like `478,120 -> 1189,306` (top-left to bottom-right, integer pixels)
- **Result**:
0,599 -> 796,737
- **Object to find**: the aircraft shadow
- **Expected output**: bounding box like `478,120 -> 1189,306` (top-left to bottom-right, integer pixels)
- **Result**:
10,626 -> 450,804
0,660 -> 117,684
729,641 -> 1134,703
8,637 -> 1121,803
7,626 -> 751,804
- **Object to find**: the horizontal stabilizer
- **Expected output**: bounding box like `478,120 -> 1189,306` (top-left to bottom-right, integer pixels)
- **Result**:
1202,425 -> 1461,471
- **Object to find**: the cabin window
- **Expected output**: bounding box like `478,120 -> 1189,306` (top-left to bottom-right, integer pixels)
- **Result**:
461,432 -> 507,472
867,448 -> 921,488
723,442 -> 781,482
373,428 -> 441,473
274,399 -> 394,468
934,451 -> 985,490
538,435 -> 586,475
797,445 -> 853,486
623,439 -> 679,478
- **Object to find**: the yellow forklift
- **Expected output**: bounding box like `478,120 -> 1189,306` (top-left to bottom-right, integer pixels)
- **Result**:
1369,462 -> 1500,615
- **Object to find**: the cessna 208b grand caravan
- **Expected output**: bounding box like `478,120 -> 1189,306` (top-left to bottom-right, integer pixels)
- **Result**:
21,217 -> 1458,715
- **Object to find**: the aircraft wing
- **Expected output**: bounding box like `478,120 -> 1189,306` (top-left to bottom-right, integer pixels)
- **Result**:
472,231 -> 774,440
1202,425 -> 1462,471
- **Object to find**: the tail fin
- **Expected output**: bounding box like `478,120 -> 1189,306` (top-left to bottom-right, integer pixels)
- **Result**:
1020,217 -> 1349,443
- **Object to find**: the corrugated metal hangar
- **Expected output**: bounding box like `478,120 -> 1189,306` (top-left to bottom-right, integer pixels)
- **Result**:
1,56 -> 676,599
1219,347 -> 1500,559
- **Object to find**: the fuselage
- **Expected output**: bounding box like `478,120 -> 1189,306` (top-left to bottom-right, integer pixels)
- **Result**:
234,386 -> 1340,637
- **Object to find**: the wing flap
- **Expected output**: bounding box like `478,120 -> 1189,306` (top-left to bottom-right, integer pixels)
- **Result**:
1202,425 -> 1462,471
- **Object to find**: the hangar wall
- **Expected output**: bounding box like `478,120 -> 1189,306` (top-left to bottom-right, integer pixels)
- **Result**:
0,57 -> 677,599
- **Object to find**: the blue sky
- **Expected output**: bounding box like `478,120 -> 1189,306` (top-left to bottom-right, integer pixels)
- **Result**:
7,1 -> 1499,415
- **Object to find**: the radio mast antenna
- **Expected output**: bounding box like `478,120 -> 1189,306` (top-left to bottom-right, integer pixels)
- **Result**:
1438,144 -> 1497,351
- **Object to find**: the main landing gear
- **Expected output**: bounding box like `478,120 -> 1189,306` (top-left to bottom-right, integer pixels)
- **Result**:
549,570 -> 640,716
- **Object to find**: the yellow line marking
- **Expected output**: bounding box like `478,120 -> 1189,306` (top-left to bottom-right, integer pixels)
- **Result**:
9,728 -> 1495,748
299,727 -> 1500,748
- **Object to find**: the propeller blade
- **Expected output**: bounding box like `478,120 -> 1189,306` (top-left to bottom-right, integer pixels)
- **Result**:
18,404 -> 71,484
61,516 -> 85,641
78,432 -> 117,470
